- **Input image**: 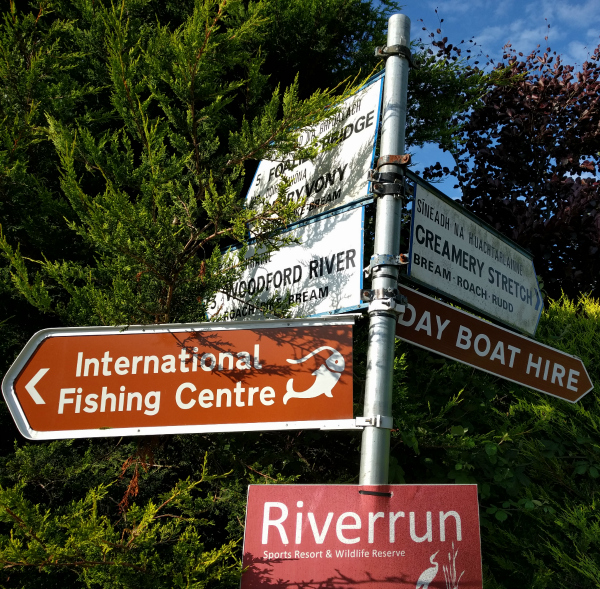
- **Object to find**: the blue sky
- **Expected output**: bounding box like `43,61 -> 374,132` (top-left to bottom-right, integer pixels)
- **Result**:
395,0 -> 600,198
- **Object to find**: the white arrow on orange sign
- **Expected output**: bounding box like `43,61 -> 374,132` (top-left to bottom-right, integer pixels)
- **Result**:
25,368 -> 48,404
2,317 -> 357,440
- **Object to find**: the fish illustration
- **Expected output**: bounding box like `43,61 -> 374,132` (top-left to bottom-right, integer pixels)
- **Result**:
283,346 -> 345,405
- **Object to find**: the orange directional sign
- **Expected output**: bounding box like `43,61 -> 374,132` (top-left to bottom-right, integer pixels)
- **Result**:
2,317 -> 355,440
396,285 -> 593,403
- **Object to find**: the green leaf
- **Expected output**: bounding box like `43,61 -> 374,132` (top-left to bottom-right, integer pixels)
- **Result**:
485,443 -> 498,456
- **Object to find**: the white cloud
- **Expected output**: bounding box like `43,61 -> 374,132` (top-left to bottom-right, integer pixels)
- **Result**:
423,0 -> 485,17
567,40 -> 595,64
530,0 -> 600,29
471,11 -> 591,63
493,0 -> 517,19
402,0 -> 600,67
506,21 -> 559,52
471,20 -> 554,60
472,26 -> 504,48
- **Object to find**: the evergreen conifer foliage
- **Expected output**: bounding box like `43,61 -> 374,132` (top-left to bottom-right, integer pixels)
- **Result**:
0,454 -> 243,588
0,0 -> 491,329
5,3 -> 600,588
0,1 -> 393,586
0,0 -> 362,326
0,0 -> 101,383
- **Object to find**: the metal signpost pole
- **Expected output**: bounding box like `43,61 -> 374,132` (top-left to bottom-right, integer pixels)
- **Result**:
359,14 -> 411,485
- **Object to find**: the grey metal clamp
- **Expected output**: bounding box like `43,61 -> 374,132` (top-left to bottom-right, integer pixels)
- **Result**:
368,299 -> 406,315
371,180 -> 407,199
363,254 -> 403,277
361,287 -> 407,316
375,45 -> 419,69
356,415 -> 394,429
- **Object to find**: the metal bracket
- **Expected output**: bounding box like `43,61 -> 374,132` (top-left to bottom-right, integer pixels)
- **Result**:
376,154 -> 411,170
363,254 -> 403,277
369,299 -> 406,315
367,170 -> 404,183
368,157 -> 411,199
361,287 -> 396,301
361,288 -> 407,316
371,182 -> 406,198
356,415 -> 394,429
375,45 -> 418,69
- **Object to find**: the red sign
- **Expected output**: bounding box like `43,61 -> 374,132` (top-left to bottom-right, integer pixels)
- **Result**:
242,484 -> 482,589
2,317 -> 354,440
397,285 -> 593,403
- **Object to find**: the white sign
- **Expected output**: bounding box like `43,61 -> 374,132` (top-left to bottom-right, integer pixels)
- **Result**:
408,183 -> 542,336
209,207 -> 364,321
247,77 -> 383,220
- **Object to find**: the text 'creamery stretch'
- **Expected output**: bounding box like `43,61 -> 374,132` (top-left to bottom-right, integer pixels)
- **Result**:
408,183 -> 542,336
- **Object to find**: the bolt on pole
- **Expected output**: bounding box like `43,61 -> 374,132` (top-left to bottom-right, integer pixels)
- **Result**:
359,13 -> 411,486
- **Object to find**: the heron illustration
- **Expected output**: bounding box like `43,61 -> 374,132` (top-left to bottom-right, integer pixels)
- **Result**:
415,551 -> 439,589
283,346 -> 345,405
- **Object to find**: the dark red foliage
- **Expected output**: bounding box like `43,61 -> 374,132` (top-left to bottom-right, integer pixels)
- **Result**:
426,41 -> 600,300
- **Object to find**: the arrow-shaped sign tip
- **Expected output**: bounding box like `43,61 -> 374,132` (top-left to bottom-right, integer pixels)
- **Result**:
24,368 -> 49,405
